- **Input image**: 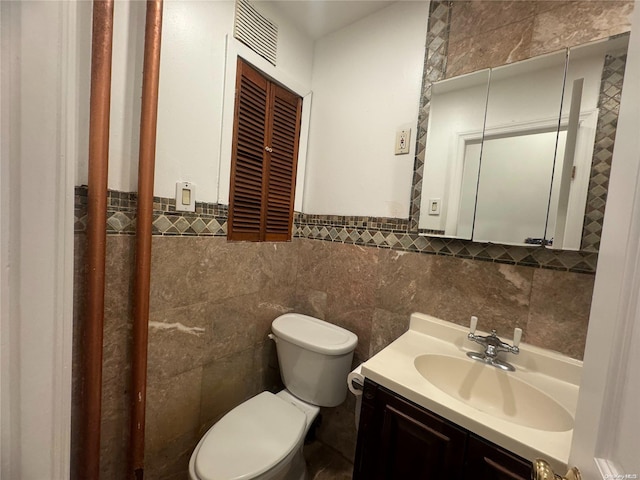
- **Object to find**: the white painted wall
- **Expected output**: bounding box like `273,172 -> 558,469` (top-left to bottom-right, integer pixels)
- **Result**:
75,0 -> 315,204
1,1 -> 80,477
216,2 -> 315,209
419,70 -> 489,233
302,1 -> 430,217
570,2 -> 640,475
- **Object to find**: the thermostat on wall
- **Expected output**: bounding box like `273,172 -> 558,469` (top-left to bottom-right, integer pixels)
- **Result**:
175,181 -> 196,212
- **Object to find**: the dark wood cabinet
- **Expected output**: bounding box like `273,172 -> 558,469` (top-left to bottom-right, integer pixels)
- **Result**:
354,379 -> 533,480
464,435 -> 532,480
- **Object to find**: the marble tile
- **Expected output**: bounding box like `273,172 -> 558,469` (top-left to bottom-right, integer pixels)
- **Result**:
531,1 -> 634,56
100,414 -> 129,480
199,347 -> 260,429
325,305 -> 375,365
535,0 -> 570,15
526,269 -> 595,358
297,241 -> 379,307
144,429 -> 197,480
427,257 -> 534,335
256,240 -> 299,293
315,403 -> 358,464
250,288 -> 298,344
253,339 -> 284,394
149,237 -> 265,312
71,234 -> 87,480
369,308 -> 410,357
145,367 -> 203,456
297,240 -> 379,361
377,250 -> 532,335
376,248 -> 436,316
104,236 -> 135,325
147,301 -> 218,380
449,1 -> 536,44
304,440 -> 354,480
447,17 -> 535,77
294,288 -> 328,320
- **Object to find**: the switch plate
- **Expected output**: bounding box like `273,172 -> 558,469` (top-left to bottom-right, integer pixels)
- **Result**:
428,198 -> 441,216
395,128 -> 411,155
175,181 -> 196,212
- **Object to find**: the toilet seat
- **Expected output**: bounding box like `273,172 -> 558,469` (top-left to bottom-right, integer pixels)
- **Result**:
194,391 -> 307,480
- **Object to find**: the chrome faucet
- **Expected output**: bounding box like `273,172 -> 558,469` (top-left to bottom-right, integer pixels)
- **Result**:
466,316 -> 522,372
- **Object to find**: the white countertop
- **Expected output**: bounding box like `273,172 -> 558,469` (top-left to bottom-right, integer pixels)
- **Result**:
361,312 -> 582,472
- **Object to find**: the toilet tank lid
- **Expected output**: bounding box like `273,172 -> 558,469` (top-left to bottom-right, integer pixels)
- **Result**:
272,313 -> 358,355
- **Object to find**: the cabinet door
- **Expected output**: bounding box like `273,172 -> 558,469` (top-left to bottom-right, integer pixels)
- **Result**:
354,381 -> 467,480
464,435 -> 532,480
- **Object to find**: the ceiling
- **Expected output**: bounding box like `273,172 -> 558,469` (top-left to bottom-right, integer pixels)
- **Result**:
258,1 -> 395,40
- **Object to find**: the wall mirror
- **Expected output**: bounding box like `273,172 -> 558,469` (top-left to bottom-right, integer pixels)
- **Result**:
419,34 -> 629,251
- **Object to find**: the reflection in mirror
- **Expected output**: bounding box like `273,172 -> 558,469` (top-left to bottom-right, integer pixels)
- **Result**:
548,35 -> 630,251
474,50 -> 567,246
419,51 -> 567,246
418,34 -> 630,251
418,69 -> 490,239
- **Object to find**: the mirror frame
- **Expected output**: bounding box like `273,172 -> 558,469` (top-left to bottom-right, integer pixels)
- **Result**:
408,0 -> 630,271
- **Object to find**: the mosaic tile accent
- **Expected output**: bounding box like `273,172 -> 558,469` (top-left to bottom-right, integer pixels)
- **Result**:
75,187 -> 597,273
581,48 -> 628,252
409,0 -> 453,232
407,2 -> 629,265
292,221 -> 598,273
74,186 -> 228,237
294,213 -> 408,233
419,228 -> 446,236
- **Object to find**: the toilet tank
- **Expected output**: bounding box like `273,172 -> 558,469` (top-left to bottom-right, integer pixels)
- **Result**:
271,313 -> 358,407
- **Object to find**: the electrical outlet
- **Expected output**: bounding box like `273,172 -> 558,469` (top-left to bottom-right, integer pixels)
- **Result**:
395,128 -> 411,155
428,198 -> 441,216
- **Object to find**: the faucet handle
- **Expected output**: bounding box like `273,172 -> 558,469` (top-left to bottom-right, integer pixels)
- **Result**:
469,316 -> 478,335
513,328 -> 522,348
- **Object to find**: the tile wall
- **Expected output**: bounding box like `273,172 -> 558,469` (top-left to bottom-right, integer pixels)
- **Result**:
410,0 -> 632,255
72,225 -> 594,479
71,1 -> 633,479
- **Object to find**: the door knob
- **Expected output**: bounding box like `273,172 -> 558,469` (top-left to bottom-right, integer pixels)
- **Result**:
532,459 -> 581,480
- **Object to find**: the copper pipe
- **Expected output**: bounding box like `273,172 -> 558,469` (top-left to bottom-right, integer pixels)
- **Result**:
129,1 -> 163,478
83,1 -> 114,478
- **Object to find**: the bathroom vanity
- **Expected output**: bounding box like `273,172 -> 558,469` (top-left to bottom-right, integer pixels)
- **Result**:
353,313 -> 581,479
354,379 -> 531,479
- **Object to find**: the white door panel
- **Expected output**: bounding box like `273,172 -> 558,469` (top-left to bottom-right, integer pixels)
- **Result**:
570,1 -> 640,478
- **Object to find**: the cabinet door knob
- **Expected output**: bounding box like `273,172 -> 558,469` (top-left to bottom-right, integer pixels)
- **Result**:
265,146 -> 273,152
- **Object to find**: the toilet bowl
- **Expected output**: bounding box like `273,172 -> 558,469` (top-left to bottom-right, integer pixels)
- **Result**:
189,313 -> 358,480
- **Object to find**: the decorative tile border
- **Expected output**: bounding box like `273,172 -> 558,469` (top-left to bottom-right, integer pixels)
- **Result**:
74,186 -> 597,273
581,48 -> 627,252
409,0 -> 452,232
74,186 -> 227,236
294,213 -> 408,233
293,221 -> 597,274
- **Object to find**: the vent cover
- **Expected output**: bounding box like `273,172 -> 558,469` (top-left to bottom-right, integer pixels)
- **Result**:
234,0 -> 278,66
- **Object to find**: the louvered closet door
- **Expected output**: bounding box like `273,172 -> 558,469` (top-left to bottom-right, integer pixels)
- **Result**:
228,59 -> 268,241
263,85 -> 302,241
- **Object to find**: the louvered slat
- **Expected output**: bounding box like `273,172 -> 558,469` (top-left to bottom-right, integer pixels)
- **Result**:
264,85 -> 301,241
229,59 -> 302,242
228,60 -> 267,240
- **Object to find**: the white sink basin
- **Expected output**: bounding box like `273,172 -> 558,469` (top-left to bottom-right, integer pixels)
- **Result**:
414,353 -> 574,432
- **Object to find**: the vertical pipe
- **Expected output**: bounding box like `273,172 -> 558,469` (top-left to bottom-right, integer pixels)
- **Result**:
83,1 -> 114,478
130,1 -> 163,478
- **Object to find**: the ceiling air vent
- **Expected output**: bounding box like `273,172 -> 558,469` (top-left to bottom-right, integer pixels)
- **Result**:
234,0 -> 278,66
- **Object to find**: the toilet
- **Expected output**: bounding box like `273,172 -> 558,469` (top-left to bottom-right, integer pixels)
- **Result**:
188,313 -> 358,480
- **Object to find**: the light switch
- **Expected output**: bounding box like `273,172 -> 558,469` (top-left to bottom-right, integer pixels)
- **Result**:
395,128 -> 411,155
175,181 -> 196,212
428,198 -> 440,216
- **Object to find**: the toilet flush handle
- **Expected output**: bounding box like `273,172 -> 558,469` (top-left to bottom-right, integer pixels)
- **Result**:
268,333 -> 277,343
